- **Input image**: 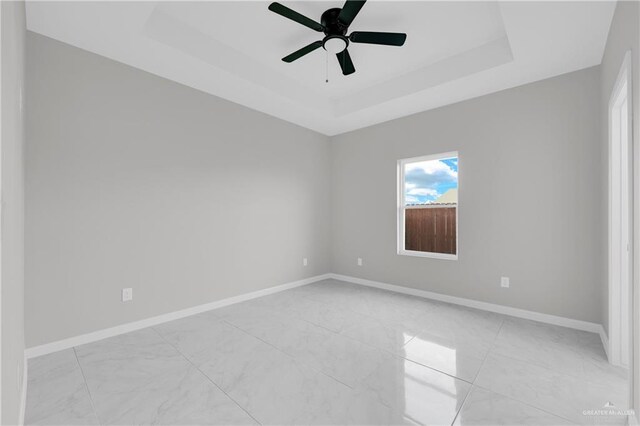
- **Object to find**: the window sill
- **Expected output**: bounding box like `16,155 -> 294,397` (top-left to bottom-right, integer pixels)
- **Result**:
398,249 -> 458,261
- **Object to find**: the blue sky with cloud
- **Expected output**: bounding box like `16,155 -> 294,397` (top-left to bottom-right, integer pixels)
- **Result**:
404,157 -> 458,205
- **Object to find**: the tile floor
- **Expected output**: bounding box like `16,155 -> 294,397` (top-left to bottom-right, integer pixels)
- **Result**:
25,279 -> 629,425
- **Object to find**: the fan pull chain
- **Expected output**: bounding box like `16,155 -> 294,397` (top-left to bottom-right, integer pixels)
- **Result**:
325,50 -> 329,83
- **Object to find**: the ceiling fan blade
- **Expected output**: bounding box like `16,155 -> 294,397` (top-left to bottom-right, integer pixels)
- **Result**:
349,31 -> 407,46
282,41 -> 323,62
268,2 -> 325,32
336,49 -> 355,75
337,0 -> 366,27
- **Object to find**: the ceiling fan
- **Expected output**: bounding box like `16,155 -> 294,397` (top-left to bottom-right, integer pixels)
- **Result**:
268,0 -> 407,76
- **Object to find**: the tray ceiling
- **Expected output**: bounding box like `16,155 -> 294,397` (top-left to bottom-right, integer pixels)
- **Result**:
26,1 -> 615,135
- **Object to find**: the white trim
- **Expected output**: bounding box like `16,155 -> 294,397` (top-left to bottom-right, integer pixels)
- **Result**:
397,151 -> 459,261
398,249 -> 458,260
329,273 -> 602,333
405,204 -> 457,210
0,1 -> 4,422
600,325 -> 610,360
608,50 -> 634,367
25,274 -> 331,359
629,412 -> 639,426
22,271 -> 605,358
19,353 -> 27,426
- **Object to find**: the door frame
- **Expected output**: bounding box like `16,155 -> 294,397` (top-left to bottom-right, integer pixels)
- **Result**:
608,50 -> 634,368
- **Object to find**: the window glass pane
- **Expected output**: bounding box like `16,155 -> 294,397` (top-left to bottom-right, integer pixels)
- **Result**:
403,156 -> 458,256
404,157 -> 458,206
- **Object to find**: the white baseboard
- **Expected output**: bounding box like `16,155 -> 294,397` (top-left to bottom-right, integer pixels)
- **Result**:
329,273 -> 602,333
25,274 -> 331,359
24,271 -> 605,360
19,353 -> 27,425
599,325 -> 610,362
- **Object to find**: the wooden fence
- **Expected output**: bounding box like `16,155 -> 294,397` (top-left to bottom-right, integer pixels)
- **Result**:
405,206 -> 456,254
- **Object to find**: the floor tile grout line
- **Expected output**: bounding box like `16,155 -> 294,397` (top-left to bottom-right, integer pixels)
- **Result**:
449,382 -> 473,426
256,288 -> 460,359
219,314 -> 443,421
27,283 -> 621,426
451,316 -> 576,426
474,319 -> 608,424
484,318 -> 628,390
487,348 -> 626,390
471,383 -> 578,424
400,334 -> 417,349
487,317 -> 621,379
290,284 -> 449,332
474,317 -> 505,384
242,290 -> 487,386
394,350 -> 475,385
301,281 -> 504,326
221,309 -> 477,409
219,318 -> 357,390
286,285 -> 507,360
337,286 -> 605,357
72,347 -> 103,426
299,282 -> 610,359
445,315 -> 504,425
150,327 -> 263,426
223,307 -> 477,389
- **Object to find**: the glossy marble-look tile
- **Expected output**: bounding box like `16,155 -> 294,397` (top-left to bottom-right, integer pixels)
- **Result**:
454,386 -> 574,425
400,331 -> 487,382
246,287 -> 373,335
475,353 -> 628,425
342,288 -> 419,322
25,349 -> 99,425
408,304 -> 504,347
282,295 -> 372,333
296,281 -> 413,323
74,328 -> 256,425
25,280 -> 628,426
340,315 -> 418,353
392,303 -> 499,383
287,279 -> 362,304
220,302 -> 371,385
361,355 -> 472,425
493,318 -> 627,387
220,298 -> 471,425
154,312 -> 244,366
162,312 -> 402,425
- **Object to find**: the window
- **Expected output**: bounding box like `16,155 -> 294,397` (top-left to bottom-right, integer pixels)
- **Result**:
398,152 -> 458,260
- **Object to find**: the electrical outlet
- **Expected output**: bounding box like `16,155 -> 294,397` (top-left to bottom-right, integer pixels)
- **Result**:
357,258 -> 363,266
501,277 -> 510,288
303,258 -> 308,266
122,288 -> 133,302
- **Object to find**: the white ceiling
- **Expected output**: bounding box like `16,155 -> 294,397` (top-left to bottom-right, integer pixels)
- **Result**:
26,1 -> 616,136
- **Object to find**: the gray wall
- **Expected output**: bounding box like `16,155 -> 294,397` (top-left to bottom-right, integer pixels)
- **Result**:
331,66 -> 602,324
25,33 -> 331,348
599,0 -> 640,415
2,1 -> 27,424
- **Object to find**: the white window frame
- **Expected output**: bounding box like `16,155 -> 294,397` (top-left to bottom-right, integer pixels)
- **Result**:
397,151 -> 459,260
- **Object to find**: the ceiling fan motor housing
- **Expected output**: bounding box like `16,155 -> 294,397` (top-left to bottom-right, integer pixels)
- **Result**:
321,8 -> 349,53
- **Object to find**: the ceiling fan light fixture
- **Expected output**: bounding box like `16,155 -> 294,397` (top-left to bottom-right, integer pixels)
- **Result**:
323,36 -> 348,54
269,1 -> 407,76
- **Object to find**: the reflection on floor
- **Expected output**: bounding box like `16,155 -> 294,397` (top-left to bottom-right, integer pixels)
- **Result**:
25,279 -> 628,425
